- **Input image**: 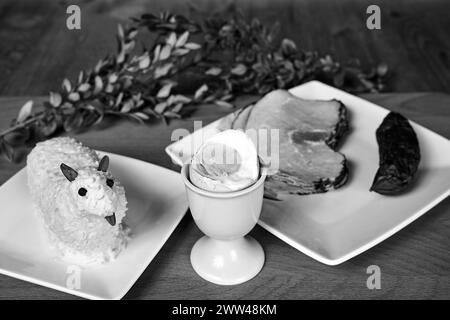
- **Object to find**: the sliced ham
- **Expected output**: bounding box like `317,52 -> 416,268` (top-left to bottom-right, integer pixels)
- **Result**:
219,89 -> 349,199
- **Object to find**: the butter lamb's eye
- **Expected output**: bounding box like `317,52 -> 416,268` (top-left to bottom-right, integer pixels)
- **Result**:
106,179 -> 114,188
78,188 -> 87,196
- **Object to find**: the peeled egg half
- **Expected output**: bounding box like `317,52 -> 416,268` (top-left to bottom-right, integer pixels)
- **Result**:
190,129 -> 259,192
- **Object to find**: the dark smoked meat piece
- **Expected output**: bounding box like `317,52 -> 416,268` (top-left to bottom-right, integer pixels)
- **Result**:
370,112 -> 421,195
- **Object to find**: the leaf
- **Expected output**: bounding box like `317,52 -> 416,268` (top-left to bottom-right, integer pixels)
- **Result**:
175,31 -> 189,47
153,45 -> 161,63
17,100 -> 33,123
171,94 -> 191,104
0,139 -> 14,162
377,63 -> 388,77
214,100 -> 234,108
231,64 -> 247,76
93,112 -> 104,125
115,92 -> 124,107
128,28 -> 138,39
163,111 -> 181,119
167,32 -> 177,47
94,59 -> 104,73
194,84 -> 208,99
77,83 -> 90,92
125,113 -> 145,124
108,73 -> 118,84
82,110 -> 100,127
49,92 -> 62,107
117,24 -> 125,39
184,42 -> 201,50
205,67 -> 222,76
126,65 -> 138,73
68,92 -> 80,102
171,103 -> 184,113
60,101 -> 73,110
193,52 -> 202,63
142,107 -> 159,117
123,40 -> 135,54
132,92 -> 143,104
63,111 -> 83,132
120,99 -> 134,113
267,22 -> 280,43
156,83 -> 174,98
220,24 -> 232,33
173,48 -> 190,56
93,76 -> 103,94
281,38 -> 297,55
220,94 -> 234,101
154,63 -> 173,79
116,51 -> 125,64
154,102 -> 167,114
78,71 -> 85,84
38,119 -> 58,137
139,53 -> 151,69
105,84 -> 114,93
333,72 -> 345,87
159,44 -> 172,60
88,102 -> 105,125
122,76 -> 132,89
62,79 -> 72,92
133,112 -> 150,120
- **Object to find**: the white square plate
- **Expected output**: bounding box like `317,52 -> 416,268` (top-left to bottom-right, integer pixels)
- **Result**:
0,152 -> 188,299
166,81 -> 450,265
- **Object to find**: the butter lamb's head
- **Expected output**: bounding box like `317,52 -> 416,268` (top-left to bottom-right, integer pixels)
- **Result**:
60,156 -> 127,226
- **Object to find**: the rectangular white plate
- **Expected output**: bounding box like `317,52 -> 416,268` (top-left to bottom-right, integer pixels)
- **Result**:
166,81 -> 450,265
0,152 -> 188,299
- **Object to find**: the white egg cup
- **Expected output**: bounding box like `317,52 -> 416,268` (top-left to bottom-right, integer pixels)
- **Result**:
181,164 -> 267,285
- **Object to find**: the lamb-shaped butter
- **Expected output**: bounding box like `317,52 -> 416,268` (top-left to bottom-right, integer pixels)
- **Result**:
27,137 -> 129,265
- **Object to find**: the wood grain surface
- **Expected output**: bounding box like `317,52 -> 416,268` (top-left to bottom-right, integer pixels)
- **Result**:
0,92 -> 449,300
0,0 -> 449,96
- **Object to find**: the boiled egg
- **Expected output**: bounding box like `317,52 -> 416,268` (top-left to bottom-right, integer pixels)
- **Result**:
190,130 -> 259,192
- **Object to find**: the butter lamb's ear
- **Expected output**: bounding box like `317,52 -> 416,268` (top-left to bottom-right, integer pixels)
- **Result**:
60,163 -> 78,182
98,155 -> 109,172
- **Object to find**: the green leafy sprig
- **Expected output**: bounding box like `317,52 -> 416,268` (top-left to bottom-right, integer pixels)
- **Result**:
0,11 -> 389,162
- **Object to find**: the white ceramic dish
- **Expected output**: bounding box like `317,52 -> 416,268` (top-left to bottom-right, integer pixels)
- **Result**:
0,152 -> 188,299
166,81 -> 450,265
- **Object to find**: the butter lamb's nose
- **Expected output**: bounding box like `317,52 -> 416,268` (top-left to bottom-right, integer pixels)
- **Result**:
105,213 -> 116,226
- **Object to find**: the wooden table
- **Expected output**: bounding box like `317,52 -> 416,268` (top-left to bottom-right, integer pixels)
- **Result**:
0,93 -> 449,299
1,0 -> 450,95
